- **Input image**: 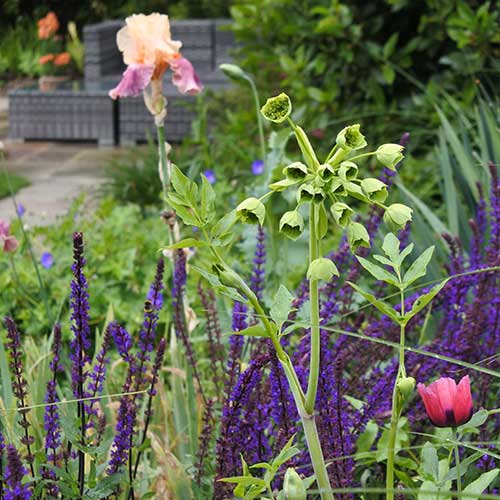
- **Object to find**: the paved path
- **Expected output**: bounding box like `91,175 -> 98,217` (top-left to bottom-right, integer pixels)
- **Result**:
0,96 -> 124,226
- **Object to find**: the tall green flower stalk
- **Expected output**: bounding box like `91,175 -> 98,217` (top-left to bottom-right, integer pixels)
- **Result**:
165,92 -> 413,498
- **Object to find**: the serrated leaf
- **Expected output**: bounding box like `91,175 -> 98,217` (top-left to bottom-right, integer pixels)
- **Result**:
270,285 -> 295,331
165,238 -> 208,249
356,256 -> 400,287
403,246 -> 434,286
403,280 -> 447,324
348,282 -> 401,323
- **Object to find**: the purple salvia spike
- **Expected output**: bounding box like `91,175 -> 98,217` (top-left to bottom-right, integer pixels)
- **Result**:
4,444 -> 32,499
250,226 -> 266,300
107,396 -> 136,475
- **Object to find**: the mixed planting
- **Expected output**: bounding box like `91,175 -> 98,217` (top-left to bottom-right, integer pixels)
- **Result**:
1,8 -> 500,500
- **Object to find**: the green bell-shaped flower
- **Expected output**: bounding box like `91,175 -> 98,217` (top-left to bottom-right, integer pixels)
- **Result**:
331,202 -> 353,227
384,203 -> 413,231
279,210 -> 304,240
376,143 -> 404,171
236,197 -> 266,225
261,92 -> 292,123
336,124 -> 367,151
307,257 -> 339,281
283,161 -> 308,181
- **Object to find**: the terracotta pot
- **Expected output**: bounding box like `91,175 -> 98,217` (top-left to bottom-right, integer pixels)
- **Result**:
38,75 -> 70,92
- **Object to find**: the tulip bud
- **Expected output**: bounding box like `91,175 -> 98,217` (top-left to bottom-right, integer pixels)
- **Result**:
219,63 -> 247,82
347,222 -> 370,250
376,143 -> 404,171
261,92 -> 292,123
283,468 -> 307,500
336,124 -> 367,151
236,197 -> 266,225
297,184 -> 324,204
397,376 -> 416,400
330,202 -> 353,227
307,257 -> 339,281
361,178 -> 388,203
283,161 -> 308,181
384,203 -> 413,231
338,161 -> 358,181
279,210 -> 304,240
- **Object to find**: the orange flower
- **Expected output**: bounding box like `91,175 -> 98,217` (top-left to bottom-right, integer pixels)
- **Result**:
38,12 -> 60,40
54,52 -> 71,66
39,54 -> 55,65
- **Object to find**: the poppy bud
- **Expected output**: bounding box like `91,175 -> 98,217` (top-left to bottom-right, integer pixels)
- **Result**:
397,376 -> 416,399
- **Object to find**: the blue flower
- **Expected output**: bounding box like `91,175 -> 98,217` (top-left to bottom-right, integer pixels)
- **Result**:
251,160 -> 264,176
16,203 -> 25,217
203,169 -> 216,184
40,252 -> 54,269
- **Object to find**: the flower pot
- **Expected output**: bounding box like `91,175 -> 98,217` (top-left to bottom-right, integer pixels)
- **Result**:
38,75 -> 69,92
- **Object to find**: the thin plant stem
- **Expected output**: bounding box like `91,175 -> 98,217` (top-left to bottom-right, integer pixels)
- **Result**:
454,428 -> 462,497
156,124 -> 169,196
2,164 -> 52,327
246,76 -> 266,169
305,203 -> 320,413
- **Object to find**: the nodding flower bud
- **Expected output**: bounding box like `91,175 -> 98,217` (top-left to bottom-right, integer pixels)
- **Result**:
336,124 -> 367,151
236,197 -> 266,225
318,163 -> 336,181
261,92 -> 292,123
397,376 -> 416,400
347,222 -> 370,250
283,467 -> 307,500
338,161 -> 358,181
361,178 -> 388,203
213,264 -> 245,291
283,161 -> 308,181
279,210 -> 304,240
297,184 -> 324,204
219,63 -> 247,82
330,202 -> 353,227
307,257 -> 339,281
384,203 -> 413,231
376,143 -> 404,171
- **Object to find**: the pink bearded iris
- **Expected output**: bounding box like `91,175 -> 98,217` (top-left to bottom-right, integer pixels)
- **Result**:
0,220 -> 19,253
109,13 -> 203,100
417,375 -> 473,428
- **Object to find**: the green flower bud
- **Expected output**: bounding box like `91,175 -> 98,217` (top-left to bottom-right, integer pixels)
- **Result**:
329,178 -> 346,195
336,124 -> 367,151
331,202 -> 353,227
338,161 -> 358,181
307,257 -> 339,281
283,161 -> 308,181
219,63 -> 248,82
212,264 -> 245,290
347,222 -> 370,250
283,468 -> 307,500
384,203 -> 413,231
376,143 -> 404,171
236,197 -> 266,225
297,184 -> 324,204
318,163 -> 336,181
361,178 -> 388,203
261,92 -> 292,123
279,210 -> 304,240
269,178 -> 298,192
397,376 -> 416,400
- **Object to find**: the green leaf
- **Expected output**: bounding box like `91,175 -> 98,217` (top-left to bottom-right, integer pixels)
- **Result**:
315,203 -> 329,240
171,164 -> 197,202
403,246 -> 435,286
403,280 -> 447,324
421,442 -> 439,482
231,325 -> 270,338
200,174 -> 216,224
218,476 -> 267,487
356,256 -> 399,287
164,238 -> 208,249
270,285 -> 295,331
381,232 -> 400,261
356,421 -> 378,455
348,281 -> 401,323
458,409 -> 489,433
191,265 -> 247,303
462,469 -> 499,497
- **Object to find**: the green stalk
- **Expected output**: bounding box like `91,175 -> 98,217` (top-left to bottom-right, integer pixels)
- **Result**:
246,76 -> 267,170
453,428 -> 462,497
157,124 -> 169,195
386,284 -> 406,500
305,203 -> 320,413
2,163 -> 52,327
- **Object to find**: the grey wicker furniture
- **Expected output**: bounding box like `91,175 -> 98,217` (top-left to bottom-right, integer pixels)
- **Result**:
8,19 -> 234,145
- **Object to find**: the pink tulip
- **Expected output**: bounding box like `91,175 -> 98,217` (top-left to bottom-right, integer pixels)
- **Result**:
0,220 -> 19,253
170,57 -> 204,95
417,375 -> 473,427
